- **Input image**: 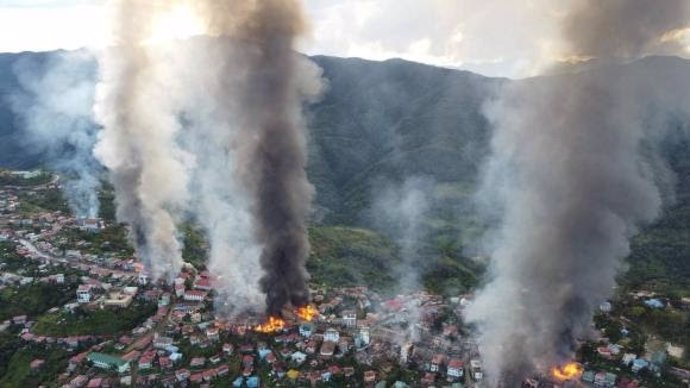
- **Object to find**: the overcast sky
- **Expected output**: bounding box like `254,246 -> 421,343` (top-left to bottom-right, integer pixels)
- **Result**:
1,0 -> 688,78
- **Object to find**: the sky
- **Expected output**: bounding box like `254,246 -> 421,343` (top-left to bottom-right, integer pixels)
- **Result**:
1,0 -> 689,78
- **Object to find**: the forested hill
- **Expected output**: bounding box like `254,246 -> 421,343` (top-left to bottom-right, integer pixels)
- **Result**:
2,50 -> 690,292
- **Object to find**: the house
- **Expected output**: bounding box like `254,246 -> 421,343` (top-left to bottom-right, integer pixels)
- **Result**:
77,284 -> 93,303
342,310 -> 357,327
291,351 -> 307,365
138,352 -> 155,370
209,355 -> 222,364
190,357 -> 206,368
87,352 -> 130,374
216,364 -> 230,376
190,373 -> 203,384
364,370 -> 377,383
87,378 -> 104,388
357,326 -> 370,347
299,323 -> 314,337
470,359 -> 483,381
30,359 -> 45,370
242,355 -> 254,369
447,358 -> 464,379
266,352 -> 277,364
12,315 -> 27,325
594,372 -> 617,387
160,357 -> 172,369
600,301 -> 613,312
223,343 -> 234,355
206,327 -> 219,341
430,354 -> 445,373
104,290 -> 134,308
324,328 -> 340,343
644,299 -> 665,309
174,283 -> 185,298
194,277 -> 212,291
175,369 -> 191,382
632,358 -> 649,373
320,341 -> 336,358
158,292 -> 171,307
247,376 -> 260,388
153,336 -> 174,349
622,353 -> 637,366
70,375 -> 89,387
183,290 -> 207,302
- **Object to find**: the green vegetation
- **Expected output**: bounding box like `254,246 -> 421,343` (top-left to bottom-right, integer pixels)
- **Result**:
98,183 -> 116,221
181,224 -> 208,270
308,226 -> 401,291
0,344 -> 69,387
18,188 -> 70,214
0,331 -> 21,378
57,224 -> 133,256
0,170 -> 51,187
0,282 -> 76,321
308,226 -> 482,295
32,302 -> 157,337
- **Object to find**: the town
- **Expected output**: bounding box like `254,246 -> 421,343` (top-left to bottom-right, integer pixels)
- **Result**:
1,170 -> 689,387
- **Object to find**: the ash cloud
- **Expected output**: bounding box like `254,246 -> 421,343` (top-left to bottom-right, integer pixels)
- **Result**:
189,0 -> 325,316
93,0 -> 191,281
9,51 -> 102,218
466,0 -> 690,384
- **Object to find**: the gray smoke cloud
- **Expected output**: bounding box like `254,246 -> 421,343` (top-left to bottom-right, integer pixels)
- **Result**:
191,0 -> 324,316
171,37 -> 266,314
466,0 -> 690,384
9,51 -> 101,218
94,0 -> 191,281
371,176 -> 433,343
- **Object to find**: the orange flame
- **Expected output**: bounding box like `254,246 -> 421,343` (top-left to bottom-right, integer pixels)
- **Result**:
551,362 -> 583,381
296,305 -> 319,321
254,316 -> 286,333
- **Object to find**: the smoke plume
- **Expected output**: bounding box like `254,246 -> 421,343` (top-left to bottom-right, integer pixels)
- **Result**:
172,37 -> 266,314
466,0 -> 690,384
191,0 -> 324,316
9,51 -> 101,218
371,177 -> 433,342
94,1 -> 191,281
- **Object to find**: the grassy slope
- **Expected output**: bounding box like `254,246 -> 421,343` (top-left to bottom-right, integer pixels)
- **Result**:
308,226 -> 481,295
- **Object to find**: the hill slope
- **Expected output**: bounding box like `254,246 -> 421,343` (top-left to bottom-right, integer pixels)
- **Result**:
1,51 -> 690,293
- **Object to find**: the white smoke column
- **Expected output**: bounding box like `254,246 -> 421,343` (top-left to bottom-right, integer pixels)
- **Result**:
171,37 -> 267,314
10,51 -> 101,218
466,0 -> 690,384
94,0 -> 191,281
372,177 -> 433,343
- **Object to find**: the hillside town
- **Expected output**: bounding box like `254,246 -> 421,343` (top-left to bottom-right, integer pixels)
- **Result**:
1,172 -> 689,387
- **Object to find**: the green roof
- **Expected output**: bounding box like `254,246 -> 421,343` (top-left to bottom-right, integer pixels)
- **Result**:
87,352 -> 128,367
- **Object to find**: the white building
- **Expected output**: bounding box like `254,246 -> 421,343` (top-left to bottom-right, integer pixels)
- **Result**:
324,328 -> 340,343
470,359 -> 483,381
342,310 -> 357,328
447,358 -> 464,379
357,326 -> 370,347
77,284 -> 93,303
183,290 -> 207,302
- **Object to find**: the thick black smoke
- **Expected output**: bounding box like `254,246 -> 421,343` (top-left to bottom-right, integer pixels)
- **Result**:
466,0 -> 690,384
195,0 -> 322,316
